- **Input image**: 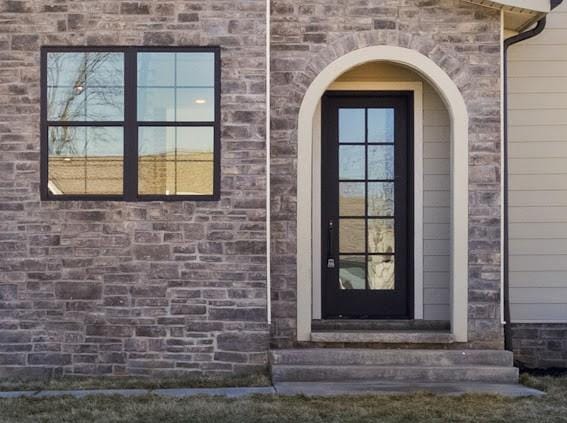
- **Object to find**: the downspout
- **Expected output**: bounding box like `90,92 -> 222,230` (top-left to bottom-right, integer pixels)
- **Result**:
503,1 -> 562,350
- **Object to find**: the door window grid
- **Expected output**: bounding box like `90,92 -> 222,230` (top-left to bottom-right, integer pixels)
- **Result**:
338,107 -> 395,290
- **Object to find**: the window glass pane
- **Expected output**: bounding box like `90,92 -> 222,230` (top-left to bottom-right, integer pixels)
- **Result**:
368,108 -> 394,143
138,126 -> 214,196
47,86 -> 85,121
137,53 -> 175,86
368,145 -> 394,180
137,88 -> 175,121
339,182 -> 364,216
137,52 -> 215,122
339,108 -> 364,143
48,126 -> 123,195
368,182 -> 394,216
177,88 -> 214,121
339,145 -> 365,180
368,255 -> 395,290
177,53 -> 215,87
47,52 -> 124,122
368,219 -> 395,253
339,256 -> 365,290
339,218 -> 365,253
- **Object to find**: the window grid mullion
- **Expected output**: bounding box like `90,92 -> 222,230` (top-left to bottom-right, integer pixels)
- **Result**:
124,48 -> 137,201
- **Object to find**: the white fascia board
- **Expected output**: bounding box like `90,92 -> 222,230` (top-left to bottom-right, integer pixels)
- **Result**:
462,0 -> 550,13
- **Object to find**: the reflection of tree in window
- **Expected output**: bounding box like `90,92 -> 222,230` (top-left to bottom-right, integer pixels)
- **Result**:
47,53 -> 123,195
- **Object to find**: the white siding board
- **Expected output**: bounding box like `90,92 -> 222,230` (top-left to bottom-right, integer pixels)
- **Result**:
510,143 -> 567,158
509,1 -> 567,324
510,271 -> 567,287
510,223 -> 567,238
511,304 -> 567,321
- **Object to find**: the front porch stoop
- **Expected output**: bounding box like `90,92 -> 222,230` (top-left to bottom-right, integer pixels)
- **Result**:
270,349 -> 519,383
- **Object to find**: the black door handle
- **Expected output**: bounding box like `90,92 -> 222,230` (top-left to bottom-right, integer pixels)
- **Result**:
327,220 -> 335,269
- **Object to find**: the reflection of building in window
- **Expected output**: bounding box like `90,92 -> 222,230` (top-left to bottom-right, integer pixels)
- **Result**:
43,48 -> 219,199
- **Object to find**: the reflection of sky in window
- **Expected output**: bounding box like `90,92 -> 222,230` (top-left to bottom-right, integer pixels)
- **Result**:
368,108 -> 394,143
137,52 -> 215,122
137,53 -> 214,87
139,127 -> 213,155
47,52 -> 124,87
47,52 -> 124,121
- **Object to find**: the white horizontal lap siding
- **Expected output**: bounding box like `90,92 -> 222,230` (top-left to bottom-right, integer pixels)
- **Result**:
422,84 -> 451,320
508,0 -> 567,322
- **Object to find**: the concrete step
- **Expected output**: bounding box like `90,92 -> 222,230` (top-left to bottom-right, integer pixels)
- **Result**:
270,349 -> 518,384
270,349 -> 514,367
312,319 -> 450,332
271,364 -> 519,383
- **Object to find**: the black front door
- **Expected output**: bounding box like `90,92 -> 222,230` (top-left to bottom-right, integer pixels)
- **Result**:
321,92 -> 413,319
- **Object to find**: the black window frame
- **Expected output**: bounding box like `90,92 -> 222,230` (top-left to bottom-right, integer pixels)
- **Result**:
40,45 -> 221,202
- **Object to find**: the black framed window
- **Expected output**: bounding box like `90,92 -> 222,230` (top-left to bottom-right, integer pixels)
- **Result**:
40,46 -> 221,201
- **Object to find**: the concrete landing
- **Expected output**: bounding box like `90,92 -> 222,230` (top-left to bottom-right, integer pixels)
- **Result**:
273,381 -> 544,397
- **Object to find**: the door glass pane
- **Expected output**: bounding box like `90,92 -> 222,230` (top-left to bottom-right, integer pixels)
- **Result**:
339,182 -> 364,216
339,108 -> 364,143
368,108 -> 394,143
368,255 -> 395,290
368,145 -> 394,180
339,219 -> 365,253
339,256 -> 365,290
368,219 -> 395,253
339,145 -> 365,180
368,182 -> 394,216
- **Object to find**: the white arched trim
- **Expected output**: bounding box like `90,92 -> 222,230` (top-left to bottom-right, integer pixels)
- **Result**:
297,45 -> 469,342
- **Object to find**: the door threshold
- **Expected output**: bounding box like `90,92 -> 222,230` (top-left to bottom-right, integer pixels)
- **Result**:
310,330 -> 455,344
312,319 -> 450,332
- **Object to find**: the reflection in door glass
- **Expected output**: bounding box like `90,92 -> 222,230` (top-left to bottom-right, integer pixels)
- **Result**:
368,255 -> 395,290
368,145 -> 394,180
368,219 -> 395,253
339,256 -> 365,290
338,108 -> 365,143
339,182 -> 365,216
368,108 -> 394,143
339,219 -> 365,253
339,145 -> 365,180
367,182 -> 394,216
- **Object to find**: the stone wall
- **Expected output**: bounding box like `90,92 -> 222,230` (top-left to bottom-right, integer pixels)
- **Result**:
512,324 -> 567,369
270,0 -> 503,348
0,0 -> 268,379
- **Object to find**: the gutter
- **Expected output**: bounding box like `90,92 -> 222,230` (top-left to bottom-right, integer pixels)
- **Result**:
502,0 -> 563,351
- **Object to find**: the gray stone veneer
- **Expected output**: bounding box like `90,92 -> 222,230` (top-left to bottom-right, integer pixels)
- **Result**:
269,0 -> 504,349
512,323 -> 567,369
0,0 -> 268,379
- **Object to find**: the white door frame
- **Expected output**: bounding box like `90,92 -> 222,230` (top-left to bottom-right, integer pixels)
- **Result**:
311,81 -> 424,320
297,46 -> 469,342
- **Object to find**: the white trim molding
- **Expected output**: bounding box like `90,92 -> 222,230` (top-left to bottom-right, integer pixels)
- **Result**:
311,81 -> 424,321
297,46 -> 469,342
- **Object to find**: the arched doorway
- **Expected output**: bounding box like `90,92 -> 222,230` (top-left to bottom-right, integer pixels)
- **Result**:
296,46 -> 469,342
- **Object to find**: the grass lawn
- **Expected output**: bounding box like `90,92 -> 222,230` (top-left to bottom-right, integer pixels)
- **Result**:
0,374 -> 566,423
